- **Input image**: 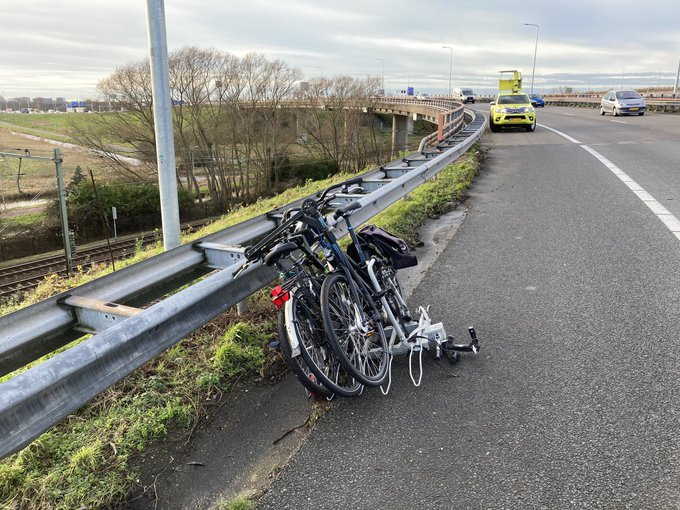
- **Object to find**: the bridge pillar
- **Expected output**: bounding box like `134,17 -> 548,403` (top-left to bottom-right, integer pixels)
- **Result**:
391,114 -> 409,155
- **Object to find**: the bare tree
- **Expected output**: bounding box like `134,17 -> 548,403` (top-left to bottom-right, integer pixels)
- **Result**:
295,75 -> 381,173
69,48 -> 382,215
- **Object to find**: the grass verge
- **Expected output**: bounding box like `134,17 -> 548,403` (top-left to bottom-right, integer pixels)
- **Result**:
0,146 -> 481,509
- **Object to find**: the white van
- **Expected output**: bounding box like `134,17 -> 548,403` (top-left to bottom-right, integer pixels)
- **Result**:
452,88 -> 475,104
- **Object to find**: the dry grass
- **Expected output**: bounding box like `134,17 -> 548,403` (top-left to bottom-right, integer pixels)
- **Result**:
0,126 -> 129,204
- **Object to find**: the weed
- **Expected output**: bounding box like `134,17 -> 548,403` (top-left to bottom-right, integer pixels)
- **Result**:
219,496 -> 256,510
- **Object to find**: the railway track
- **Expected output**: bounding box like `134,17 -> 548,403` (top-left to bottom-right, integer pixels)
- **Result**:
0,220 -> 212,303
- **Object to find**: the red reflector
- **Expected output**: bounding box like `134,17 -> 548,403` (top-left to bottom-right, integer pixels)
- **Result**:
270,285 -> 290,309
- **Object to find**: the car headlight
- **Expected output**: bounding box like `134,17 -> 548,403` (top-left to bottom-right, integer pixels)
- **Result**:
497,108 -> 508,114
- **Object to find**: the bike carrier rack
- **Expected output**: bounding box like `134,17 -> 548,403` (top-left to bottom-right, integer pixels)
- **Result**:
382,306 -> 480,390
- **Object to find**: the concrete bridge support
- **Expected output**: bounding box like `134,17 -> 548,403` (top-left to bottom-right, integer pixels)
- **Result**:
391,113 -> 411,156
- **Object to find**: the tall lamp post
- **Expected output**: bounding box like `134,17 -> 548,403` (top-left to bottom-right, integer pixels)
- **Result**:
524,23 -> 539,95
376,58 -> 385,93
442,46 -> 453,96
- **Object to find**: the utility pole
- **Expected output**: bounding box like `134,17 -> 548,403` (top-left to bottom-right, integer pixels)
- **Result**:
54,149 -> 74,274
674,56 -> 680,98
146,0 -> 181,250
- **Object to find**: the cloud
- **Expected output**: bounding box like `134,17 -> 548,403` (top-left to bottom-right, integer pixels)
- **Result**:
0,0 -> 678,98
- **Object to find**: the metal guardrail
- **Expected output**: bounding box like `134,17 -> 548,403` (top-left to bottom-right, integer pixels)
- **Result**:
544,96 -> 680,112
0,110 -> 486,460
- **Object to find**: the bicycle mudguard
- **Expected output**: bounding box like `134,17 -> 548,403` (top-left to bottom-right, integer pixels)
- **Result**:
283,296 -> 302,358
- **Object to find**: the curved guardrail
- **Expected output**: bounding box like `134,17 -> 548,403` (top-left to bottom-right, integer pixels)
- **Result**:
0,109 -> 486,460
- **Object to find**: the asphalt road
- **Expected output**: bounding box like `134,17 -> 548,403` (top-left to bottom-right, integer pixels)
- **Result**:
257,107 -> 680,509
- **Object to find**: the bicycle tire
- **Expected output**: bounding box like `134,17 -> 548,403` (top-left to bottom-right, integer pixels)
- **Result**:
321,271 -> 389,387
285,288 -> 363,398
277,310 -> 333,399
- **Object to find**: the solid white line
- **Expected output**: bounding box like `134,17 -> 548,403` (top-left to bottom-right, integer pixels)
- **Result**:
537,123 -> 581,144
610,120 -> 627,124
545,124 -> 680,241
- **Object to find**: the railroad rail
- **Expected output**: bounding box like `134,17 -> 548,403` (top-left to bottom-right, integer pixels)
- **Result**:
0,110 -> 485,460
0,220 -> 212,302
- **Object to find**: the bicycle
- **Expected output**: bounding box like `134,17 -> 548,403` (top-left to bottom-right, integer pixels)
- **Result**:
238,178 -> 367,397
334,206 -> 481,393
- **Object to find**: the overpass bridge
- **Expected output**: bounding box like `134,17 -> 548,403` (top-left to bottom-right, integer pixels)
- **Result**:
281,96 -> 466,153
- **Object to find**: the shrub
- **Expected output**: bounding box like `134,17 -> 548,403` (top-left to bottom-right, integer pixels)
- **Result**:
46,181 -> 196,240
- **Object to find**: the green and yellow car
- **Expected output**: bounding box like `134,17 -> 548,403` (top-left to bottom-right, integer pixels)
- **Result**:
489,92 -> 536,132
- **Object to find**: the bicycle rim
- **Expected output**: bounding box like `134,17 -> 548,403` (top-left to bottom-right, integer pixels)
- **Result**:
287,289 -> 363,397
321,271 -> 389,387
277,310 -> 333,398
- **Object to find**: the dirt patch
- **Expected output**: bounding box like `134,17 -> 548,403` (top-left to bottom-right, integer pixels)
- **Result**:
125,376 -> 318,510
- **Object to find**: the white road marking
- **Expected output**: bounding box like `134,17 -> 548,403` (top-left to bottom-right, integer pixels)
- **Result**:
610,120 -> 628,124
563,113 -> 575,117
543,124 -> 680,241
538,124 -> 581,144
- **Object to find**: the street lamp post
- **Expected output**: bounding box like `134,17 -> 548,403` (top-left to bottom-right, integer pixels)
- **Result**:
376,58 -> 385,93
524,23 -> 539,95
442,46 -> 453,96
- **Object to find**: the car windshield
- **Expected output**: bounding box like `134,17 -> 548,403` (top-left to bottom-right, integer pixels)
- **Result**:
462,90 -> 473,95
616,91 -> 641,100
497,94 -> 530,105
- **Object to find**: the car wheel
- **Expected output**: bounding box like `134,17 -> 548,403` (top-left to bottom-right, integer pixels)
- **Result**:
600,107 -> 606,116
489,118 -> 499,132
613,107 -> 619,117
525,119 -> 536,132
639,112 -> 645,116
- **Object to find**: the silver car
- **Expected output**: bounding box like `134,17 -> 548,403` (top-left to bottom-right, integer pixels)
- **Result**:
600,89 -> 646,116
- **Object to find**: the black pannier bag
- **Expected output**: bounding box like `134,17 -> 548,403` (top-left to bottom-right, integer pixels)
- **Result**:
348,224 -> 418,270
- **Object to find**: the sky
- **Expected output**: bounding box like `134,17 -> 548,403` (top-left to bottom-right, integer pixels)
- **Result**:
1,0 -> 679,100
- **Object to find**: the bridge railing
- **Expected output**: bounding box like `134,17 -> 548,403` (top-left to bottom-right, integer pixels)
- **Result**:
0,109 -> 486,460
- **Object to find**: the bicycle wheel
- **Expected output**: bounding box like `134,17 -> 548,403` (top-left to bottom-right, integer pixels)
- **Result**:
286,288 -> 363,398
277,310 -> 333,399
321,271 -> 389,387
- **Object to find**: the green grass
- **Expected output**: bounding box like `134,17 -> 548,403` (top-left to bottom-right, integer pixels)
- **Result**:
0,147 -> 481,509
0,112 -> 77,137
369,149 -> 479,246
0,212 -> 47,230
219,496 -> 256,510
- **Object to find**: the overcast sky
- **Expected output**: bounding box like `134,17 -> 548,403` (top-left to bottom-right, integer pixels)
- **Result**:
1,0 -> 679,99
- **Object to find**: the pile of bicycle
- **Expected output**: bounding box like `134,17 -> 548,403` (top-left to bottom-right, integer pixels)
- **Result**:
234,177 -> 479,399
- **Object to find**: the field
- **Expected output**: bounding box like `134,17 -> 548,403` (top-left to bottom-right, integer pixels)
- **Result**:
0,112 -> 77,138
0,114 -> 152,239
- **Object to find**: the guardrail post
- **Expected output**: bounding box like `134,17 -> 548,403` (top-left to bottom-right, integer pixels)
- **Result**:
237,300 -> 247,315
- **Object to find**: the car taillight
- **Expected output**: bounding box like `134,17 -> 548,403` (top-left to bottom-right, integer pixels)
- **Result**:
271,285 -> 290,309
